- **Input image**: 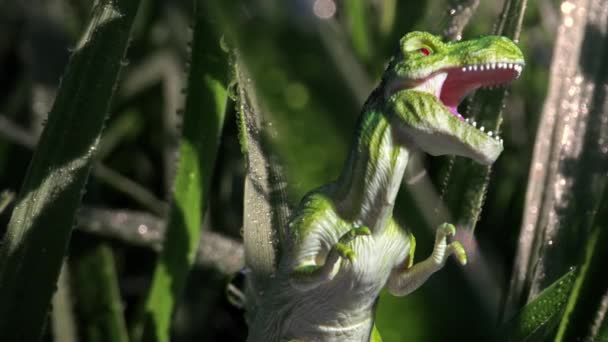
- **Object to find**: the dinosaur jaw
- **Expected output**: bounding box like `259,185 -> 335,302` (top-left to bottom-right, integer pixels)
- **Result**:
390,60 -> 523,136
386,61 -> 523,165
439,62 -> 523,120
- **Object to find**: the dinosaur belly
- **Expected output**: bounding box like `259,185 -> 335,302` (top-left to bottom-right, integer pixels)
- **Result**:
279,234 -> 407,341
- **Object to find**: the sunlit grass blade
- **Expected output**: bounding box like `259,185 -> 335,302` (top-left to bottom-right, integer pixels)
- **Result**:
501,269 -> 575,341
235,58 -> 293,296
555,183 -> 608,341
0,1 -> 140,340
135,1 -> 229,341
72,242 -> 128,342
504,0 -> 608,318
440,0 -> 527,233
50,263 -> 78,342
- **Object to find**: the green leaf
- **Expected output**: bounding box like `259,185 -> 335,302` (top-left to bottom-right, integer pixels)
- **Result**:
440,0 -> 527,233
135,1 -> 229,341
0,0 -> 140,340
555,183 -> 608,341
502,269 -> 576,341
72,242 -> 129,342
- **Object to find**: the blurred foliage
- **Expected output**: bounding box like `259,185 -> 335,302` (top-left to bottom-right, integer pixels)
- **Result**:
0,0 -> 606,341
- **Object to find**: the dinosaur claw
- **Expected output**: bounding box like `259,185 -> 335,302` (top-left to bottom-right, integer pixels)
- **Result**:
335,242 -> 356,262
355,225 -> 371,236
450,241 -> 468,266
437,223 -> 456,238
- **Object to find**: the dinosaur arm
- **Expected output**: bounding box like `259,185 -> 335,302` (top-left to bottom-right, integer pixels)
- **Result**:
289,224 -> 372,291
289,253 -> 343,291
386,223 -> 467,296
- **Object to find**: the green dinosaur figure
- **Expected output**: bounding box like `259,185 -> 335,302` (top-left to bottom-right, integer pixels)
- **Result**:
244,31 -> 524,342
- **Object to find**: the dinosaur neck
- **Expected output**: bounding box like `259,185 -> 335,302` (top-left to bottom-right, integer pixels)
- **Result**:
333,106 -> 410,232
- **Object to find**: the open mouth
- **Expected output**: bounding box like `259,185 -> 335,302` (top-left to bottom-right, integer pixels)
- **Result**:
390,61 -> 523,139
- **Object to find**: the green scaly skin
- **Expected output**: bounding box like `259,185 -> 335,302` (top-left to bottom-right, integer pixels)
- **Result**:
246,32 -> 524,342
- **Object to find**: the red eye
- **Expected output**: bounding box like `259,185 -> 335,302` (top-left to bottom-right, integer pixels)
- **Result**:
420,48 -> 431,56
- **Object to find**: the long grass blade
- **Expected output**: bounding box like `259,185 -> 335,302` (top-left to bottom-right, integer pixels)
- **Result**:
440,0 -> 527,233
72,242 -> 129,342
504,0 -> 608,318
135,1 -> 229,340
501,269 -> 576,341
555,183 -> 608,341
0,1 -> 140,339
51,263 -> 78,342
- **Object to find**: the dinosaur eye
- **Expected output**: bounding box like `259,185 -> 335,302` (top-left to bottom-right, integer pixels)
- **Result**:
419,47 -> 431,56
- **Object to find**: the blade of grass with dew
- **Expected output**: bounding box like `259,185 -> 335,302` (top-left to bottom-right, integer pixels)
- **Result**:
71,242 -> 128,342
0,1 -> 140,339
504,0 -> 608,318
501,269 -> 576,341
135,2 -> 229,341
234,56 -> 293,307
555,182 -> 608,341
212,1 -> 359,199
440,0 -> 527,233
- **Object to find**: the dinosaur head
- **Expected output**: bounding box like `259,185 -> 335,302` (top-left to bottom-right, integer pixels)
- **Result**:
383,31 -> 524,165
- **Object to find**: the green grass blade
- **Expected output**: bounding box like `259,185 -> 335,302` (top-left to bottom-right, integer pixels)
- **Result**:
502,269 -> 576,341
136,2 -> 229,341
72,242 -> 129,342
504,0 -> 608,318
440,0 -> 527,232
235,58 -> 293,296
51,263 -> 78,342
555,183 -> 608,341
0,1 -> 140,339
344,0 -> 372,62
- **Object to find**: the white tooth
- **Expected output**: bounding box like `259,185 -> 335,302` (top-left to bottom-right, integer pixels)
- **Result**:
508,63 -> 514,69
480,65 -> 485,71
473,65 -> 478,71
472,121 -> 477,127
462,67 -> 467,72
465,118 -> 469,122
480,126 -> 485,132
488,131 -> 493,136
491,63 -> 496,69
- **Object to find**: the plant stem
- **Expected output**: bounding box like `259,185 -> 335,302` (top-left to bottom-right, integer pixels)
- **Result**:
0,0 -> 140,339
135,1 -> 229,340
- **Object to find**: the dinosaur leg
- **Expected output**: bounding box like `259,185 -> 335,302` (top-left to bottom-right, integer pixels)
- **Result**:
386,223 -> 467,297
289,225 -> 371,291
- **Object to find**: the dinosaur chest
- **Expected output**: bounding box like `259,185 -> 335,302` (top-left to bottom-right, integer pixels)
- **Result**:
339,232 -> 407,294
